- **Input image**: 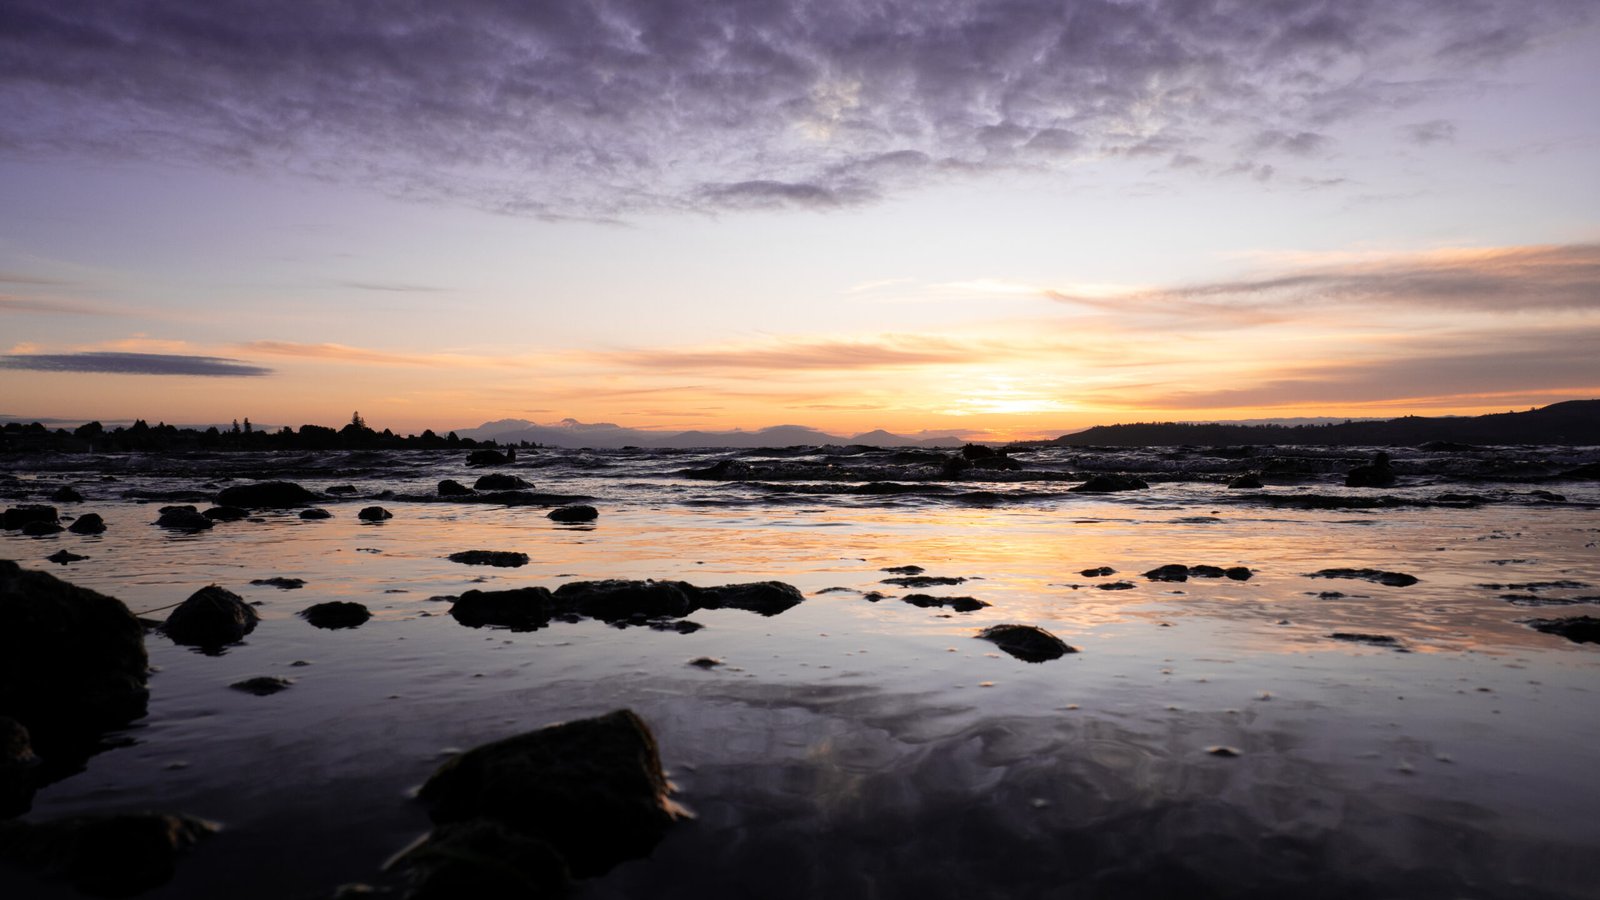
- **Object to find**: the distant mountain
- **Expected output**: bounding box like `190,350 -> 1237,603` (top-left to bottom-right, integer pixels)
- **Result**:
1051,400 -> 1600,447
454,418 -> 967,449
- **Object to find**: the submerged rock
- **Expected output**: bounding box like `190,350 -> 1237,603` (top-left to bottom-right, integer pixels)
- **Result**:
358,506 -> 393,521
473,473 -> 529,491
467,449 -> 512,467
229,676 -> 293,695
902,594 -> 990,612
326,484 -> 358,494
547,505 -> 598,523
1328,632 -> 1407,649
21,521 -> 63,536
449,588 -> 555,631
49,486 -> 83,503
1144,564 -> 1190,582
201,506 -> 249,522
215,481 -> 316,508
881,575 -> 966,588
1307,568 -> 1419,587
1080,566 -> 1116,577
155,506 -> 213,531
1345,452 -> 1396,488
161,585 -> 259,647
1525,616 -> 1600,644
2,506 -> 58,530
1097,581 -> 1136,591
0,811 -> 217,897
977,624 -> 1076,662
437,479 -> 475,497
417,709 -> 682,878
1224,567 -> 1254,581
250,576 -> 305,590
45,550 -> 88,565
300,601 -> 372,630
882,565 -> 926,575
299,508 -> 333,520
67,513 -> 106,535
554,580 -> 695,622
448,551 -> 531,568
1068,474 -> 1149,493
1227,474 -> 1263,489
693,581 -> 804,616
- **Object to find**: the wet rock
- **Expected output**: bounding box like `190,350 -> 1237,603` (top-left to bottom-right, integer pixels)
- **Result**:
230,676 -> 293,695
1345,452 -> 1396,488
1067,474 -> 1149,493
961,443 -> 998,460
977,624 -> 1077,662
882,565 -> 926,575
1144,564 -> 1190,582
300,508 -> 333,520
1206,746 -> 1242,757
0,811 -> 217,897
301,601 -> 372,630
358,506 -> 393,521
940,457 -> 970,479
250,576 -> 305,589
553,580 -> 694,622
155,506 -> 213,531
389,818 -> 570,900
215,481 -> 316,508
46,550 -> 88,565
1224,567 -> 1253,581
1,717 -> 39,818
49,486 -> 83,503
1328,632 -> 1406,649
688,657 -> 723,669
448,551 -> 531,568
326,484 -> 358,494
21,521 -> 63,536
1227,474 -> 1263,489
161,585 -> 259,647
1307,568 -> 1419,587
467,449 -> 512,467
67,513 -> 106,535
437,479 -> 475,497
1079,567 -> 1115,577
3,506 -> 58,530
694,581 -> 804,616
1187,565 -> 1226,578
1525,616 -> 1600,644
646,619 -> 703,633
473,473 -> 529,491
201,505 -> 250,522
1097,581 -> 1136,591
881,575 -> 967,588
449,588 -> 555,631
547,505 -> 598,523
0,561 -> 149,760
902,594 -> 990,612
1418,440 -> 1477,452
417,709 -> 682,877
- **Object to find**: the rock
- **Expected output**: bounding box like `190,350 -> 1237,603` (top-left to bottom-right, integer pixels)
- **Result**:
1097,581 -> 1136,591
1068,474 -> 1149,493
688,657 -> 723,669
467,449 -> 512,467
201,506 -> 249,521
1206,746 -> 1242,758
1345,452 -> 1396,488
1418,441 -> 1477,452
21,521 -> 63,536
1187,565 -> 1226,578
0,811 -> 217,897
48,486 -> 83,503
326,484 -> 359,494
1328,632 -> 1406,648
961,443 -> 998,460
693,581 -> 805,616
300,508 -> 333,520
250,577 -> 305,589
155,506 -> 213,531
0,561 -> 149,758
1079,567 -> 1115,577
2,506 -> 58,530
546,505 -> 598,523
417,709 -> 682,877
45,550 -> 88,565
1306,568 -> 1419,587
1525,616 -> 1600,644
449,588 -> 555,631
473,473 -> 529,491
1527,490 -> 1566,502
902,594 -> 990,612
300,601 -> 372,630
977,624 -> 1077,662
1561,462 -> 1600,480
230,676 -> 293,695
358,506 -> 393,521
448,551 -> 531,568
1224,567 -> 1253,581
1227,474 -> 1263,489
438,479 -> 475,497
647,619 -> 703,634
1,717 -> 39,818
161,585 -> 259,647
67,513 -> 106,535
940,457 -> 970,479
215,481 -> 317,508
1144,564 -> 1190,582
388,818 -> 570,900
881,565 -> 926,575
552,581 -> 695,622
881,575 -> 966,588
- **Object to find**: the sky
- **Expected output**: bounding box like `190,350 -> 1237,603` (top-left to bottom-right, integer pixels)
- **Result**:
2,0 -> 1597,440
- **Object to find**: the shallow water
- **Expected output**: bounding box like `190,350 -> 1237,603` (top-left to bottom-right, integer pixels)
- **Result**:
3,446 -> 1599,898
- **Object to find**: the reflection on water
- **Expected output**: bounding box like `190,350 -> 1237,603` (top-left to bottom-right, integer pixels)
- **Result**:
1,447 -> 1598,898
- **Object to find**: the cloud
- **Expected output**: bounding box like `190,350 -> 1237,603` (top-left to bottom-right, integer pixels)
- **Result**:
0,0 -> 1588,218
338,281 -> 449,293
598,335 -> 987,372
1404,119 -> 1457,145
0,295 -> 109,315
0,351 -> 272,376
240,341 -> 461,367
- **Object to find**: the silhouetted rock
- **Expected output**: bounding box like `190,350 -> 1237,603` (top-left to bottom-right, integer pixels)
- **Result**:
882,565 -> 926,575
388,818 -> 571,900
358,506 -> 393,521
1068,474 -> 1149,493
67,513 -> 105,535
467,449 -> 511,467
1227,474 -> 1263,489
1080,566 -> 1116,577
1418,441 -> 1477,452
961,443 -> 998,460
1328,632 -> 1406,649
473,473 -> 529,491
155,506 -> 212,531
45,550 -> 87,565
48,486 -> 82,503
694,581 -> 805,616
300,601 -> 372,630
437,479 -> 474,497
902,594 -> 990,612
215,481 -> 316,508
1188,565 -> 1226,578
0,717 -> 38,818
1525,616 -> 1600,644
299,508 -> 332,520
1144,564 -> 1190,582
229,676 -> 293,696
1307,568 -> 1419,587
0,811 -> 217,897
977,624 -> 1077,662
249,577 -> 305,589
21,521 -> 62,537
449,588 -> 555,631
547,505 -> 598,523
553,580 -> 694,622
448,551 -> 531,568
1345,452 -> 1396,488
881,575 -> 966,588
326,484 -> 358,494
201,506 -> 249,522
1097,581 -> 1136,590
3,506 -> 58,530
161,586 -> 258,647
1224,566 -> 1253,581
417,709 -> 682,877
